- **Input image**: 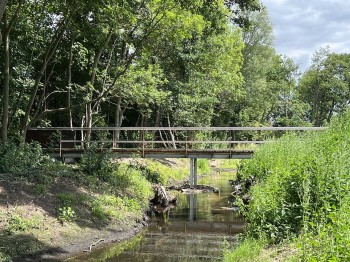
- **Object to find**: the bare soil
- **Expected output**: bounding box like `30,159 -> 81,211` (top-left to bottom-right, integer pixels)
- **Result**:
0,173 -> 146,261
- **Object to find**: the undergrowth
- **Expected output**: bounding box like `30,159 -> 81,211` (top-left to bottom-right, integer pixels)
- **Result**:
225,111 -> 350,261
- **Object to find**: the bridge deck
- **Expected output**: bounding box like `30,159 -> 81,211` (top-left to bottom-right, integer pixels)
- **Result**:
56,148 -> 255,159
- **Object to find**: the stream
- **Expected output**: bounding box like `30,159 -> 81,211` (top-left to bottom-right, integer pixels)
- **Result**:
70,171 -> 243,261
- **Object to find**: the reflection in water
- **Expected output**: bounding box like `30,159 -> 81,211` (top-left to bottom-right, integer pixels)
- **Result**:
189,194 -> 197,222
70,172 -> 243,262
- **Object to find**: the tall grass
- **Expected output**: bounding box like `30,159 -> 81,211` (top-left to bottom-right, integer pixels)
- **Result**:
229,111 -> 350,261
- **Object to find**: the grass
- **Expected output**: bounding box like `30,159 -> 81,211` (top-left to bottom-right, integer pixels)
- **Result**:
223,238 -> 265,262
0,142 -> 189,260
225,110 -> 350,261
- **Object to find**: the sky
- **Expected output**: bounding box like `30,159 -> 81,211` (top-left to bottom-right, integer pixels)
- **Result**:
259,0 -> 350,72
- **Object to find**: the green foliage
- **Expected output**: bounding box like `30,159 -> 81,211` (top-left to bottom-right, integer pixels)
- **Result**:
91,194 -> 142,221
0,141 -> 53,175
7,214 -> 36,233
57,206 -> 76,222
80,145 -> 114,181
298,47 -> 350,126
140,160 -> 188,185
58,193 -> 75,206
238,110 -> 350,260
223,238 -> 265,262
57,193 -> 77,222
197,159 -> 210,174
33,184 -> 48,195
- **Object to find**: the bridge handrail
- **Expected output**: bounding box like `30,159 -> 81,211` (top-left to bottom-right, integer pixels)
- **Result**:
29,126 -> 328,131
59,140 -> 272,144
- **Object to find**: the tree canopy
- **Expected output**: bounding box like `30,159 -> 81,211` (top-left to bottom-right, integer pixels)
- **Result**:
0,1 -> 349,142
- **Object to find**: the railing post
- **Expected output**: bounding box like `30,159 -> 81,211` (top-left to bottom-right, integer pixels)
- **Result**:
59,139 -> 62,158
142,129 -> 145,158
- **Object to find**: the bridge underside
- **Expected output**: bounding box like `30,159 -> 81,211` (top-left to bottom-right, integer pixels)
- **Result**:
57,148 -> 254,160
51,148 -> 253,189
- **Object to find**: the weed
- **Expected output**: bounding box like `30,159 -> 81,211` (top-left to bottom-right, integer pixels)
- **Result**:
58,206 -> 76,222
223,238 -> 265,262
33,184 -> 48,195
7,214 -> 34,233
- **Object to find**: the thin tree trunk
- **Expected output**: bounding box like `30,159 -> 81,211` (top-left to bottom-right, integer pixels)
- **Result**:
85,29 -> 113,143
1,13 -> 9,142
0,0 -> 8,43
21,17 -> 69,137
167,113 -> 176,149
1,2 -> 22,142
68,36 -> 74,128
113,96 -> 125,147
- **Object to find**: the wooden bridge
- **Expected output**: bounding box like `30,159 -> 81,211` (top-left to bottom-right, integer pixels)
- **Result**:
27,126 -> 327,187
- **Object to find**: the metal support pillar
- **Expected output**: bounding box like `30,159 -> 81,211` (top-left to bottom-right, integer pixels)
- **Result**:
193,158 -> 198,187
190,159 -> 194,188
189,158 -> 198,188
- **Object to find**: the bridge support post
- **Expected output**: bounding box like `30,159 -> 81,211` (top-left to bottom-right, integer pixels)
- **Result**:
189,158 -> 198,188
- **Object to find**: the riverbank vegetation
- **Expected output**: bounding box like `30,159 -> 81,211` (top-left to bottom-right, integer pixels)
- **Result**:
224,111 -> 350,261
0,143 -> 195,261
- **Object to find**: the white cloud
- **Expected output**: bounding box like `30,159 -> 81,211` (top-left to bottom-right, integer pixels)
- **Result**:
260,0 -> 350,72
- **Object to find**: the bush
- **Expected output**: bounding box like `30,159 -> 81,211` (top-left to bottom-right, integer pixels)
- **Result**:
80,144 -> 114,181
0,141 -> 70,177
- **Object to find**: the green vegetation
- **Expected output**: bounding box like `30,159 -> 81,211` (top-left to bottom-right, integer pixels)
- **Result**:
224,111 -> 350,261
223,238 -> 265,262
0,141 -> 189,260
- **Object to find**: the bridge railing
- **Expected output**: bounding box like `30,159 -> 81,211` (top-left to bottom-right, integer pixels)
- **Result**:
27,126 -> 328,157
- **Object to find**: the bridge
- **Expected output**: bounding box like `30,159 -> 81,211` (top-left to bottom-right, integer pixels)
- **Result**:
27,126 -> 327,187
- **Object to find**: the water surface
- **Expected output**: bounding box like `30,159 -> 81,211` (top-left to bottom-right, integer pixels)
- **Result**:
71,171 -> 243,261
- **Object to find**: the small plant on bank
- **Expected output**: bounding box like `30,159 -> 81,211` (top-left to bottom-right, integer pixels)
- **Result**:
57,206 -> 76,222
80,144 -> 114,181
57,193 -> 77,222
7,214 -> 34,233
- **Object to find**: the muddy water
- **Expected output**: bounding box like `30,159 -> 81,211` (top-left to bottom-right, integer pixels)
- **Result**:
71,171 -> 243,261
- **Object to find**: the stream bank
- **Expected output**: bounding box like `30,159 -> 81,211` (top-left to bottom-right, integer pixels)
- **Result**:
0,157 -> 220,261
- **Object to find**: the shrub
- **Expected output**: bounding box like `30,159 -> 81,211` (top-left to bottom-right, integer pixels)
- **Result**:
0,141 -> 53,175
80,144 -> 114,181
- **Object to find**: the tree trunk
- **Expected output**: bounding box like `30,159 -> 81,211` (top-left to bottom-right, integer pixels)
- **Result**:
84,29 -> 113,143
1,2 -> 22,142
1,14 -> 9,142
0,0 -> 8,43
21,17 -> 68,137
113,96 -> 125,147
167,113 -> 176,149
68,36 -> 74,128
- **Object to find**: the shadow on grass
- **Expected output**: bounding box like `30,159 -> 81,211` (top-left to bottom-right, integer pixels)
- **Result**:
0,230 -> 67,261
0,173 -> 116,230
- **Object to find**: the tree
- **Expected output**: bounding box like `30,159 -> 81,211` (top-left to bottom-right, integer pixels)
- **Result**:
1,0 -> 23,142
298,47 -> 350,125
0,0 -> 8,42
